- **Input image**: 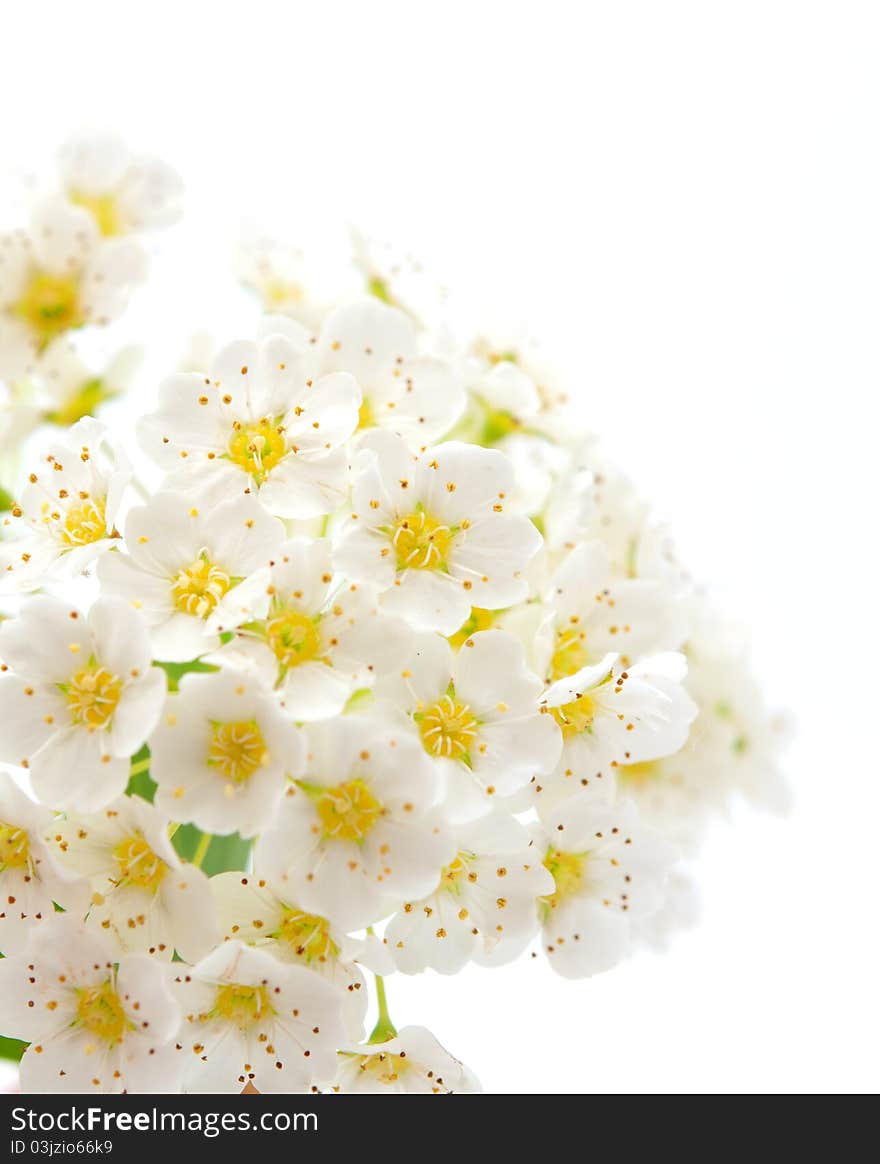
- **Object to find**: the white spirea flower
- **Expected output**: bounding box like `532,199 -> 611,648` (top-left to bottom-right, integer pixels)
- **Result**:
349,229 -> 446,325
0,196 -> 147,381
0,136 -> 789,1094
170,939 -> 345,1093
317,298 -> 465,444
631,865 -> 700,952
235,236 -> 338,327
58,131 -> 183,236
538,651 -> 698,778
211,870 -> 369,1038
384,809 -> 554,974
0,418 -> 130,592
137,331 -> 360,517
0,597 -> 165,811
333,1026 -> 481,1094
97,491 -> 284,663
454,356 -> 574,523
375,629 -> 560,809
534,540 -> 687,680
210,536 -> 412,720
574,439 -> 688,586
616,603 -> 791,846
46,794 -> 218,962
0,915 -> 183,1093
32,337 -> 142,427
534,793 -> 676,978
148,669 -> 305,839
0,772 -> 87,953
458,356 -> 543,446
468,327 -> 568,411
334,431 -> 542,634
256,716 -> 454,930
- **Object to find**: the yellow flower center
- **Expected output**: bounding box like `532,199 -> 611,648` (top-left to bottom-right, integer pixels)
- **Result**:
417,692 -> 478,761
439,853 -> 470,893
277,908 -> 337,963
618,760 -> 660,786
14,271 -> 84,347
112,834 -> 167,892
46,378 -> 113,427
213,983 -> 273,1028
367,275 -> 393,304
357,1050 -> 410,1086
227,419 -> 286,484
315,778 -> 383,842
357,396 -> 376,429
70,191 -> 120,236
479,405 -> 521,446
0,822 -> 30,870
59,496 -> 108,547
75,979 -> 130,1046
551,626 -> 589,680
171,556 -> 232,619
486,349 -> 519,366
549,692 -> 597,738
207,721 -> 268,784
66,663 -> 122,730
265,279 -> 305,307
390,508 -> 453,571
266,609 -> 323,669
447,607 -> 495,650
542,847 -> 586,911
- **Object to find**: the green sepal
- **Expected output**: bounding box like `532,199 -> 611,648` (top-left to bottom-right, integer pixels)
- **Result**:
0,1034 -> 26,1062
156,658 -> 219,692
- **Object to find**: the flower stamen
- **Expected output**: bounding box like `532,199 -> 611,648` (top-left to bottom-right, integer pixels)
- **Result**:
265,609 -> 323,669
548,692 -> 596,738
212,983 -> 273,1027
541,847 -> 586,911
227,419 -> 286,484
315,778 -> 383,842
207,721 -> 268,784
65,663 -> 122,730
0,822 -> 30,870
389,508 -> 453,571
171,556 -> 232,619
417,692 -> 478,761
14,271 -> 84,347
276,908 -> 338,963
58,496 -> 108,547
112,834 -> 167,892
75,979 -> 130,1046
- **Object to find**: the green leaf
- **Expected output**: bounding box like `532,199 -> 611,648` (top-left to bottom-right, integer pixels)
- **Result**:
126,744 -> 157,801
127,769 -> 157,802
0,1034 -> 26,1062
172,825 -> 251,875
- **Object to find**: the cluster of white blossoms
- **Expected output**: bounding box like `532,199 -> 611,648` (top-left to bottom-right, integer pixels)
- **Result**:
0,136 -> 788,1095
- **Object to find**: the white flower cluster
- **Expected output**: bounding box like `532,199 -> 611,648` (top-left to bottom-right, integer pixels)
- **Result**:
0,136 -> 787,1095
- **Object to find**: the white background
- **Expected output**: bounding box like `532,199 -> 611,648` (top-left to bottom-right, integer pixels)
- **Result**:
3,0 -> 878,1093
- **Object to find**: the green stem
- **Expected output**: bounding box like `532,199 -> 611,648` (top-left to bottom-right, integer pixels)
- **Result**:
368,973 -> 397,1044
129,756 -> 151,778
191,832 -> 212,868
